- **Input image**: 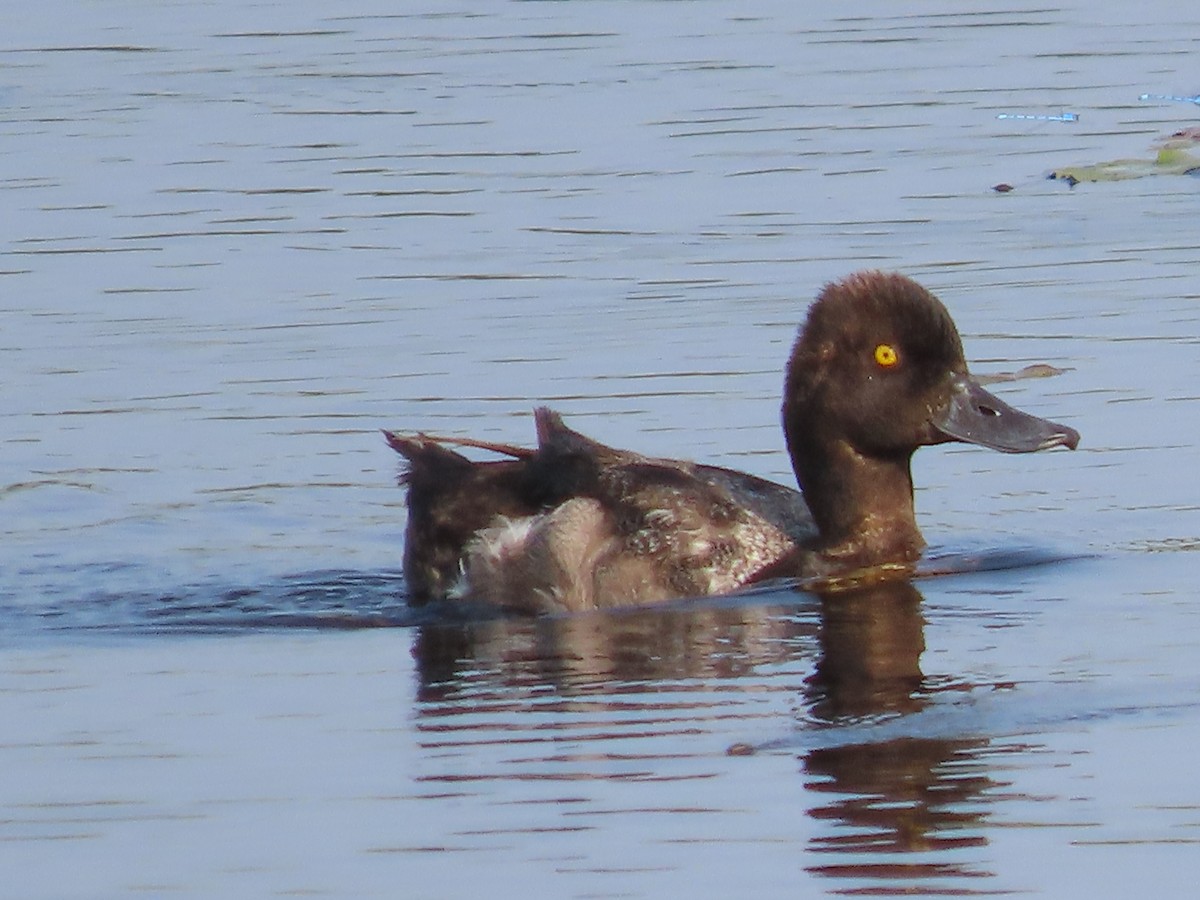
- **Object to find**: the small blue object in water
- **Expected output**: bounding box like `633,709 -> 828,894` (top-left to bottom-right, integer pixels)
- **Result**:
996,112 -> 1079,122
1139,93 -> 1200,105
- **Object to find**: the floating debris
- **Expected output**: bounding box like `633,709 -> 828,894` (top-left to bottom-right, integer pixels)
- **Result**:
996,112 -> 1079,122
976,364 -> 1068,386
1139,93 -> 1200,105
1048,127 -> 1200,183
992,183 -> 1014,193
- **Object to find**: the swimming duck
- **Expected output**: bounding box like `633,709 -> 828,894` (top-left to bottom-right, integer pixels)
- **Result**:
385,271 -> 1079,613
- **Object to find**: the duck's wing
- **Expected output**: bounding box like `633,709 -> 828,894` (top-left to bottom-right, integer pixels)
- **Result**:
460,456 -> 800,611
693,464 -> 815,546
530,410 -> 800,598
589,457 -> 798,599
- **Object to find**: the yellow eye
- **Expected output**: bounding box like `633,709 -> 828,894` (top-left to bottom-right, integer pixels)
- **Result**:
874,343 -> 899,367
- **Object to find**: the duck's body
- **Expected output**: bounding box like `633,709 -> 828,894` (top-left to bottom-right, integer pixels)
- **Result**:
387,271 -> 1079,613
387,412 -> 812,610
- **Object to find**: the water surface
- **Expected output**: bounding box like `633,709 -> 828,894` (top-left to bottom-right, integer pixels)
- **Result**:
4,2 -> 1200,897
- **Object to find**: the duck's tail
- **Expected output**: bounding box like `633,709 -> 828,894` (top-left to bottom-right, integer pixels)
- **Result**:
382,426 -> 545,604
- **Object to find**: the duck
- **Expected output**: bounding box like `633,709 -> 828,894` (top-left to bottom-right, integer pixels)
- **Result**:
385,271 -> 1079,613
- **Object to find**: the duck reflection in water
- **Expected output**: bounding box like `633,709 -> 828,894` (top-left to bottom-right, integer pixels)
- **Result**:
801,580 -> 999,886
412,596 -> 809,695
806,579 -> 926,721
412,578 -> 1010,892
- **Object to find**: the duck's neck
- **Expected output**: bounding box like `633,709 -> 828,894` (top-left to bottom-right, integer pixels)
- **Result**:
789,436 -> 925,568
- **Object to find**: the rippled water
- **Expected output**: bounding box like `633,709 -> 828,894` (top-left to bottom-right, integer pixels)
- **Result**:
5,2 -> 1200,897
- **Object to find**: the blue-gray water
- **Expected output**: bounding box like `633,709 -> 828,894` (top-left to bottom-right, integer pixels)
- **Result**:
4,2 -> 1200,896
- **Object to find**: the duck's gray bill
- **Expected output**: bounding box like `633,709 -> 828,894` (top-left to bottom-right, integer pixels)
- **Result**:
933,375 -> 1080,453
